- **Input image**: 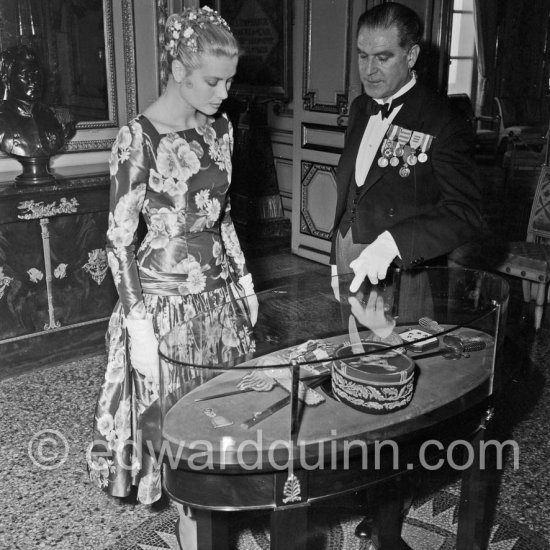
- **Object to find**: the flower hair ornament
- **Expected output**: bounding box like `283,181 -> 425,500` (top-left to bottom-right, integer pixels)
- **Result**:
165,6 -> 231,56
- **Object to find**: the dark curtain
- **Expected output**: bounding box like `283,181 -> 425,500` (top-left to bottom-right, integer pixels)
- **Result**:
473,0 -> 498,114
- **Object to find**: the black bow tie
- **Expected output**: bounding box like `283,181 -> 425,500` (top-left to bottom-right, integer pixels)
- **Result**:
366,96 -> 407,119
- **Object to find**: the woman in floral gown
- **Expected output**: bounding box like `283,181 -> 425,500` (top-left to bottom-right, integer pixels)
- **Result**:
88,7 -> 256,547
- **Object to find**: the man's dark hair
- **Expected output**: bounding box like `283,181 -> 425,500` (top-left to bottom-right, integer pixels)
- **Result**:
357,2 -> 423,49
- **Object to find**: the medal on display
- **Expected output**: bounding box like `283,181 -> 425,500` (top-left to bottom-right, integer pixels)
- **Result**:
399,165 -> 411,177
378,156 -> 389,167
390,156 -> 400,167
203,407 -> 233,428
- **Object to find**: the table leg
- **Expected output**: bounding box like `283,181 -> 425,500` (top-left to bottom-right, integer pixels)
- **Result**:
369,476 -> 411,550
195,509 -> 230,550
456,425 -> 494,549
270,505 -> 308,550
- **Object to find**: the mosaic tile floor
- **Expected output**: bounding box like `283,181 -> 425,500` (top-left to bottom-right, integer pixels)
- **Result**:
1,315 -> 549,549
106,490 -> 549,550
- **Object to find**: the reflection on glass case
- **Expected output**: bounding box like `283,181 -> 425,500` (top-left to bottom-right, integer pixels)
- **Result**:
153,267 -> 509,474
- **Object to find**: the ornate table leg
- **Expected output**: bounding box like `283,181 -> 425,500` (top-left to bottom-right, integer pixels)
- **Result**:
456,408 -> 495,549
369,476 -> 411,550
195,509 -> 230,550
270,505 -> 308,550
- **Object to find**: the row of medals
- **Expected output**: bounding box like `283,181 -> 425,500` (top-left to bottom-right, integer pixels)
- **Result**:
378,133 -> 429,177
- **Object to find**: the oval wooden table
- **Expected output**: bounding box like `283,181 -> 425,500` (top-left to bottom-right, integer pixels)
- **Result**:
141,268 -> 509,550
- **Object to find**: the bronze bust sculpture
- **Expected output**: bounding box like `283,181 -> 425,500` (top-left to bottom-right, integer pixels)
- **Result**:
0,45 -> 75,185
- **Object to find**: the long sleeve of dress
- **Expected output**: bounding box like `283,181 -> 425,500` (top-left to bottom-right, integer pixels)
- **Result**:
106,120 -> 149,316
220,119 -> 248,279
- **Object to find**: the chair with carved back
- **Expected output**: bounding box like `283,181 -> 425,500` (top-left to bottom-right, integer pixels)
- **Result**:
494,147 -> 550,329
448,93 -> 500,157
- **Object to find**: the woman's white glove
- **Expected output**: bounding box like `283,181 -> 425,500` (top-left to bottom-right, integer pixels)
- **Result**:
330,264 -> 340,302
239,273 -> 258,326
125,317 -> 160,384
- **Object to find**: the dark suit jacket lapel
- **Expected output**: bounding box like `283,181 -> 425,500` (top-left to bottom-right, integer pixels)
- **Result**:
358,84 -> 426,195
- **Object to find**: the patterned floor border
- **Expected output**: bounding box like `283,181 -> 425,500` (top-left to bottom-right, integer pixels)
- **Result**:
108,490 -> 550,550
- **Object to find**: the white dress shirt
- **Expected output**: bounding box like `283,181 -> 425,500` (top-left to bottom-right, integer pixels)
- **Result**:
353,75 -> 417,259
355,75 -> 417,187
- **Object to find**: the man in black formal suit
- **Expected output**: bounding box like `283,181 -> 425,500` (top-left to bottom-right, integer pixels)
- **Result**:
330,2 -> 482,293
329,3 -> 483,547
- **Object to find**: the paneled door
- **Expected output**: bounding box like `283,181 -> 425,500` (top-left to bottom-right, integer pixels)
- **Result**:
291,0 -> 365,264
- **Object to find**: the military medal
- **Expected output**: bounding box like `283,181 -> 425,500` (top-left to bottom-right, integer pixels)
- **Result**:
409,131 -> 424,164
399,165 -> 410,177
409,131 -> 424,151
417,133 -> 433,163
384,125 -> 400,159
394,127 -> 412,159
390,156 -> 400,167
383,141 -> 393,158
379,138 -> 393,166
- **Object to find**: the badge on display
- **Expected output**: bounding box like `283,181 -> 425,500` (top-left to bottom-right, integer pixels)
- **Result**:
203,407 -> 233,428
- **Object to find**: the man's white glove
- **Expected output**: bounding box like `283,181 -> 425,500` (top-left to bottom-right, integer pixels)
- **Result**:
125,317 -> 160,384
349,231 -> 399,291
330,264 -> 340,302
348,290 -> 396,338
239,273 -> 258,326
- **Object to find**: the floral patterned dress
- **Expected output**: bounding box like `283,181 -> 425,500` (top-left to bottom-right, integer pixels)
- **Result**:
88,113 -> 254,504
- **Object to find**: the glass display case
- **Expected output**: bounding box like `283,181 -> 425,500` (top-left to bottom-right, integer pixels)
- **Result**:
142,266 -> 509,550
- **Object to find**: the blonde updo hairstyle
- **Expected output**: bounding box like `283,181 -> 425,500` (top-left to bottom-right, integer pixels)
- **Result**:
160,7 -> 240,88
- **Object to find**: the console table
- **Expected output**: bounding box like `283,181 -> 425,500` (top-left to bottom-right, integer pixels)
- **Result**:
0,168 -> 117,375
141,267 -> 509,550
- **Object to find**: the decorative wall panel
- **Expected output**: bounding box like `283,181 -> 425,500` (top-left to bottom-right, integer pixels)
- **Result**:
302,123 -> 346,153
300,161 -> 337,240
302,0 -> 354,114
